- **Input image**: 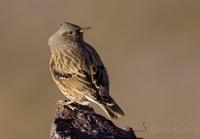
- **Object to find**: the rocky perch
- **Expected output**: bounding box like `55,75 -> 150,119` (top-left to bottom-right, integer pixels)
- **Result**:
49,102 -> 139,139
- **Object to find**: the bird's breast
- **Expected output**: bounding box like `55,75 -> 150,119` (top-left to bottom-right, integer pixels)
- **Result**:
53,47 -> 85,72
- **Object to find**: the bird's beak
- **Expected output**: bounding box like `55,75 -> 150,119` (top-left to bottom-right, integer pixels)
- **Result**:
80,27 -> 91,33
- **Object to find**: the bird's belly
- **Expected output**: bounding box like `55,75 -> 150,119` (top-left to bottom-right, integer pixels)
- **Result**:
55,79 -> 89,104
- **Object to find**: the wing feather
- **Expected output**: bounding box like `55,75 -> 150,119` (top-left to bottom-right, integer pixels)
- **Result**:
83,43 -> 111,103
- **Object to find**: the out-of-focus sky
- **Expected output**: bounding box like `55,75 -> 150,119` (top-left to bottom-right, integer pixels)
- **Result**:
0,0 -> 199,139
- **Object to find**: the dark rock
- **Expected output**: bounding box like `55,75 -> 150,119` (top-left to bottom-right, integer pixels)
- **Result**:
49,102 -> 138,139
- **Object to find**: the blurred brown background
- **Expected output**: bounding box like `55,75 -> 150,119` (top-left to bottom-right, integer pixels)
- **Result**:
0,0 -> 199,139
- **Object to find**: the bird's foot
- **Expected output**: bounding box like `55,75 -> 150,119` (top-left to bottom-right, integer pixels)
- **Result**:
56,100 -> 77,111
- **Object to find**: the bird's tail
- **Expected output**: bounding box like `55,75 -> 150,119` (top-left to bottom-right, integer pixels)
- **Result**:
100,99 -> 125,120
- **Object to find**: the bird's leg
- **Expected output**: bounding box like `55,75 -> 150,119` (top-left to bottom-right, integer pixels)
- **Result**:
56,99 -> 77,110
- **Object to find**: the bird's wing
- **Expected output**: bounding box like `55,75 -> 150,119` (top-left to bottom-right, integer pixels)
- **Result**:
87,65 -> 111,103
83,44 -> 111,103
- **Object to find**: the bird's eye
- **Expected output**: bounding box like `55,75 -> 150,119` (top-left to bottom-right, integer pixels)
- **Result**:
62,32 -> 68,36
68,31 -> 73,35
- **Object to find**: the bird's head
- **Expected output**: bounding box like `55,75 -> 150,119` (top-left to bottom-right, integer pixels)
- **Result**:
48,22 -> 91,46
52,22 -> 90,41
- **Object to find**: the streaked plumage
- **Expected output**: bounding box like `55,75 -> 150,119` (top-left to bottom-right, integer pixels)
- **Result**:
48,22 -> 124,119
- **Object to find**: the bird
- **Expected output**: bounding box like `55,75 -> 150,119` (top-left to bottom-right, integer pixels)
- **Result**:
48,22 -> 124,119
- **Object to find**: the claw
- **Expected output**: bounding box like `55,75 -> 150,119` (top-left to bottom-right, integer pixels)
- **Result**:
56,100 -> 77,111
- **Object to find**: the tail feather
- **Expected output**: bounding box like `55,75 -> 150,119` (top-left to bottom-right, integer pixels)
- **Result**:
100,99 -> 125,120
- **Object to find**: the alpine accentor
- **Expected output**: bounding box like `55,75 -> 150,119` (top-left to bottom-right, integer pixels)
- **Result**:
48,22 -> 124,119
